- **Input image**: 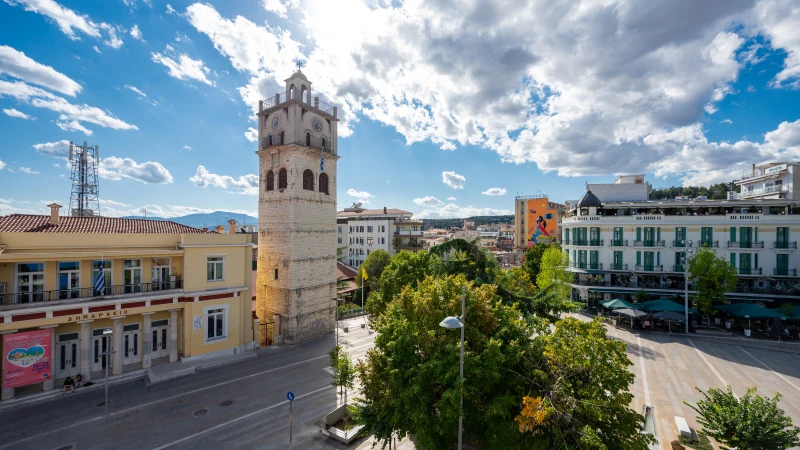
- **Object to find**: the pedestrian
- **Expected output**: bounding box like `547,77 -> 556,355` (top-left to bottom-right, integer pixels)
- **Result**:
62,376 -> 75,395
644,319 -> 651,333
75,374 -> 84,388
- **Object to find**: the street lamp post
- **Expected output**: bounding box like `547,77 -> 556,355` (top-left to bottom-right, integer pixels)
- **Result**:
439,286 -> 466,450
682,240 -> 693,334
102,327 -> 115,417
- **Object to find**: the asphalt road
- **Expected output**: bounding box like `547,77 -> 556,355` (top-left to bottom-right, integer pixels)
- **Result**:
0,317 -> 376,450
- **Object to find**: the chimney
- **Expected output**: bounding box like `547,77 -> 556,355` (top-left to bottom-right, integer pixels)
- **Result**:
47,203 -> 62,225
228,219 -> 237,234
215,225 -> 225,234
383,206 -> 387,214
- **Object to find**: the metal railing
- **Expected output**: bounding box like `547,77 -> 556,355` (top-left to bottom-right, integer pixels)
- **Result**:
699,240 -> 719,248
1,279 -> 183,306
633,240 -> 665,247
773,241 -> 798,249
317,98 -> 336,115
774,268 -> 797,276
672,264 -> 686,273
587,239 -> 603,247
572,240 -> 588,246
563,239 -> 571,245
570,263 -> 603,270
672,240 -> 693,247
610,240 -> 628,247
635,265 -> 663,272
738,268 -> 762,275
727,241 -> 764,249
608,263 -> 628,271
395,230 -> 423,236
263,92 -> 287,109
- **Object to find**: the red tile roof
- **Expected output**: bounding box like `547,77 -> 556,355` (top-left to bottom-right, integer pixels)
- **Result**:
0,214 -> 212,234
337,261 -> 358,280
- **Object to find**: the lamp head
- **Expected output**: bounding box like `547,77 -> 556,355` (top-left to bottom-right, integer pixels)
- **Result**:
439,316 -> 463,330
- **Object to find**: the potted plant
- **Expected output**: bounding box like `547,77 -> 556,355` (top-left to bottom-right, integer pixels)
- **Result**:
725,320 -> 731,329
744,327 -> 751,337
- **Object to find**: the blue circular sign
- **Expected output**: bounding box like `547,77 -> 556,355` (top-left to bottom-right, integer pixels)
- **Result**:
287,391 -> 295,402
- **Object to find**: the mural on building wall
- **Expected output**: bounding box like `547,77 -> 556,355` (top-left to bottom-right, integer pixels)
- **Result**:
3,329 -> 52,389
527,198 -> 557,246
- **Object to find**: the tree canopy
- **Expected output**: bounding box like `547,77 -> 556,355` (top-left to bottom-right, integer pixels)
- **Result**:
356,249 -> 392,290
536,246 -> 573,301
523,242 -> 555,283
688,247 -> 738,326
649,182 -> 736,200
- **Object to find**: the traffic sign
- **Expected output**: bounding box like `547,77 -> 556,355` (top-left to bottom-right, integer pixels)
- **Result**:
287,391 -> 295,402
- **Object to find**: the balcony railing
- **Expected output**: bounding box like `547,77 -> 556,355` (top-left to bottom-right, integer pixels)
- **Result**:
1,280 -> 183,306
672,264 -> 686,273
572,240 -> 588,246
737,268 -> 762,275
608,263 -> 628,271
774,268 -> 797,276
635,265 -> 663,272
394,230 -> 423,236
672,240 -> 693,247
587,239 -> 603,247
633,240 -> 665,247
727,241 -> 764,249
699,240 -> 719,248
570,263 -> 603,270
610,240 -> 628,247
773,241 -> 798,249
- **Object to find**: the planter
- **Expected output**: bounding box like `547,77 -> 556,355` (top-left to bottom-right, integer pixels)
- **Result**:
314,404 -> 364,444
343,326 -> 348,333
725,321 -> 732,329
360,323 -> 365,329
744,329 -> 751,337
714,318 -> 721,325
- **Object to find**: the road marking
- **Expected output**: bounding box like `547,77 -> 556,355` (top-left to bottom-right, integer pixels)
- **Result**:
738,346 -> 800,395
687,339 -> 736,398
152,385 -> 331,450
0,354 -> 330,449
636,337 -> 651,407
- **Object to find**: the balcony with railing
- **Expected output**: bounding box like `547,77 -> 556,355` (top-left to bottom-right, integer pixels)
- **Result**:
737,184 -> 789,198
774,268 -> 797,276
608,263 -> 628,271
672,240 -> 693,247
1,279 -> 184,307
570,263 -> 603,270
572,239 -> 588,246
773,241 -> 798,249
672,264 -> 686,273
727,241 -> 765,249
635,265 -> 663,272
587,239 -> 604,247
737,268 -> 762,275
610,240 -> 628,247
633,240 -> 665,247
261,91 -> 337,117
394,230 -> 423,236
699,240 -> 719,248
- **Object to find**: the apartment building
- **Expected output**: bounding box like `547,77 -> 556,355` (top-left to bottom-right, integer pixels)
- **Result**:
562,188 -> 800,307
514,196 -> 566,250
734,162 -> 799,200
0,205 -> 253,400
337,206 -> 421,267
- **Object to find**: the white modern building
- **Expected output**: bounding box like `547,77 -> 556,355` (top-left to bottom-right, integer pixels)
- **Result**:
337,205 -> 421,267
586,174 -> 651,202
562,188 -> 800,307
734,162 -> 799,200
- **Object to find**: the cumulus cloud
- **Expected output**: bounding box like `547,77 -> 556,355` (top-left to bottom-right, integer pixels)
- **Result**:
0,45 -> 82,96
129,24 -> 143,41
189,165 -> 258,194
442,171 -> 465,189
261,0 -> 297,19
412,196 -> 444,207
481,188 -> 507,196
0,160 -> 6,170
33,140 -> 69,159
5,0 -> 101,39
99,156 -> 173,184
19,166 -> 39,175
346,188 -> 373,204
244,127 -> 258,142
415,202 -> 513,219
447,197 -> 457,201
151,46 -> 214,86
56,114 -> 92,135
3,108 -> 34,119
100,23 -> 123,49
183,145 -> 192,150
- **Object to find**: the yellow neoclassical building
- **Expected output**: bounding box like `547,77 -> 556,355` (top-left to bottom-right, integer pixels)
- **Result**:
0,205 -> 254,400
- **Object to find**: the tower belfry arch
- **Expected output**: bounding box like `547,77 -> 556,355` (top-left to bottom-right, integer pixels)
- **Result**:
255,69 -> 340,344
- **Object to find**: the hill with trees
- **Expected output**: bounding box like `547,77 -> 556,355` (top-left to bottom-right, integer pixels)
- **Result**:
422,214 -> 514,230
648,182 -> 737,200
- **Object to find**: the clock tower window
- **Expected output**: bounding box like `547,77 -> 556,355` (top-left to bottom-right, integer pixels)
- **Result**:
302,169 -> 314,191
266,170 -> 274,191
322,138 -> 326,150
319,173 -> 329,194
306,132 -> 311,146
278,168 -> 287,189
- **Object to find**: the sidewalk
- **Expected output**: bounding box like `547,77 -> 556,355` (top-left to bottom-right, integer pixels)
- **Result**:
146,349 -> 257,384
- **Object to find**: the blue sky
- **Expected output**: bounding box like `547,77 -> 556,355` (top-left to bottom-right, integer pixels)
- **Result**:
1,0 -> 799,219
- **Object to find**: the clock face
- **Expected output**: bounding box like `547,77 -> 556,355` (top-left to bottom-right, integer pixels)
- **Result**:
312,118 -> 322,133
272,117 -> 280,130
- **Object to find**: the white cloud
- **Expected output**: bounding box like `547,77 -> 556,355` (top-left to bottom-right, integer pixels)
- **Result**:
752,0 -> 800,88
122,0 -> 151,10
447,197 -> 457,201
481,188 -> 507,196
130,24 -> 143,41
415,202 -> 512,219
183,145 -> 192,150
261,0 -> 297,19
189,165 -> 258,195
721,119 -> 733,124
0,80 -> 137,134
124,84 -> 146,97
99,156 -> 173,184
442,171 -> 465,189
92,45 -> 100,54
0,160 -> 5,170
151,46 -> 214,86
33,140 -> 70,159
100,23 -> 123,49
412,196 -> 444,207
56,114 -> 93,135
244,127 -> 258,142
20,166 -> 39,175
3,108 -> 34,119
5,0 -> 101,39
166,4 -> 176,15
346,188 -> 374,204
0,45 -> 82,96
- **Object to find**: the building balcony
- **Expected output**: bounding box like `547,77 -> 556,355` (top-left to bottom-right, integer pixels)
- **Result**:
635,265 -> 663,272
672,240 -> 693,247
610,240 -> 628,247
672,264 -> 686,273
774,268 -> 798,276
394,230 -> 423,236
1,279 -> 184,307
727,241 -> 765,249
773,241 -> 798,249
738,268 -> 762,276
570,263 -> 603,270
634,240 -> 666,247
571,239 -> 587,245
587,239 -> 603,247
699,240 -> 719,248
608,263 -> 628,271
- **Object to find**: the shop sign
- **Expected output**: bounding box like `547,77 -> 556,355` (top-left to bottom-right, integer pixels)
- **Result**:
66,309 -> 128,322
765,164 -> 787,175
3,329 -> 52,389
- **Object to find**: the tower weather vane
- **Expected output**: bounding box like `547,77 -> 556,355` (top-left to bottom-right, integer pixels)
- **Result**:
293,58 -> 305,71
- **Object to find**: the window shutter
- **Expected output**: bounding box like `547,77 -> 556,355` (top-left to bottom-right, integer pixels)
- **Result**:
657,227 -> 661,242
657,252 -> 661,267
636,227 -> 641,241
730,253 -> 736,267
730,227 -> 736,243
636,251 -> 641,266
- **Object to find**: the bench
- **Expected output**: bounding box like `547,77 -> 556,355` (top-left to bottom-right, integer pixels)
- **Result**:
674,416 -> 692,439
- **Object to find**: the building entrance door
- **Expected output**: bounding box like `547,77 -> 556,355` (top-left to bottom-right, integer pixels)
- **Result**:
151,319 -> 169,359
55,333 -> 80,379
122,324 -> 141,365
91,329 -> 111,373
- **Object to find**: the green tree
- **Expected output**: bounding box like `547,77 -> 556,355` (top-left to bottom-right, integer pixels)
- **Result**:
635,289 -> 648,304
688,248 -> 738,328
497,267 -> 538,297
356,249 -> 392,290
496,268 -> 578,322
780,302 -> 794,317
523,243 -> 555,283
686,386 -> 800,450
536,247 -> 572,301
365,250 -> 435,321
330,345 -> 357,405
517,318 -> 655,449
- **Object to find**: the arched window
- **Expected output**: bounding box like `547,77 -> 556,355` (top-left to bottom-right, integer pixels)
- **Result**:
266,170 -> 274,191
268,135 -> 272,146
319,173 -> 329,194
322,138 -> 326,150
280,131 -> 284,145
306,132 -> 311,146
278,168 -> 287,189
303,169 -> 314,191
289,85 -> 295,100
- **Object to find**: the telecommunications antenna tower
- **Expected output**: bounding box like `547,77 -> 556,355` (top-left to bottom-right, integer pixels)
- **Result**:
68,141 -> 100,217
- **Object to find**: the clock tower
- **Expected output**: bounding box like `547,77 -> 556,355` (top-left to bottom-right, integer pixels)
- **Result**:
255,70 -> 339,345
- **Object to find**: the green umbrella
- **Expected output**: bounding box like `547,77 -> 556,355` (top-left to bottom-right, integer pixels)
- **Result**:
714,303 -> 790,319
602,298 -> 633,310
769,305 -> 800,318
639,299 -> 685,313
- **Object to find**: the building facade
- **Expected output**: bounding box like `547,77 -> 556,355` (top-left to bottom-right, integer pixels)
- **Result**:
256,71 -> 338,345
734,162 -> 799,200
0,207 -> 253,400
514,196 -> 565,250
337,206 -> 421,267
562,190 -> 800,307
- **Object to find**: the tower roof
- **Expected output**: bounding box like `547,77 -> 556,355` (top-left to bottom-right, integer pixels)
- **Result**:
576,190 -> 602,208
285,70 -> 308,82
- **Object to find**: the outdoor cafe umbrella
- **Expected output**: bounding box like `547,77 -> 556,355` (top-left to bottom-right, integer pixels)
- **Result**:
639,299 -> 686,313
714,303 -> 790,329
770,305 -> 800,318
602,298 -> 634,310
653,311 -> 686,334
615,308 -> 650,319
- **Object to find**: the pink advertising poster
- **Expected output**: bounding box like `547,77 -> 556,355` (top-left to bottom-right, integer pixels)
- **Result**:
3,329 -> 52,389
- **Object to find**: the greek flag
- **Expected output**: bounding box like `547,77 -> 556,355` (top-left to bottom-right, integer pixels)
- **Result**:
320,151 -> 325,172
94,266 -> 105,294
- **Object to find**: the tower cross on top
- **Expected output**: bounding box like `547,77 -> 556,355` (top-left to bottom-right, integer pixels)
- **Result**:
293,58 -> 305,71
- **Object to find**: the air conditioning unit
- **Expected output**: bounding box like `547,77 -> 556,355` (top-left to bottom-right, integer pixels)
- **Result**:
727,191 -> 737,200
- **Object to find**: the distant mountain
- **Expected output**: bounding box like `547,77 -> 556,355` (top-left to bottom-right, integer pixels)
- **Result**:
123,211 -> 258,231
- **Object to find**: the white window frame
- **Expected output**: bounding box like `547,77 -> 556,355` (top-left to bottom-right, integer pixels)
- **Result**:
204,303 -> 229,343
206,256 -> 225,282
92,260 -> 113,295
15,262 -> 45,303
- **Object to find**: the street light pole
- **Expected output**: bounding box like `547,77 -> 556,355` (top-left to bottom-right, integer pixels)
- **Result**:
683,240 -> 693,334
102,327 -> 114,416
439,286 -> 466,450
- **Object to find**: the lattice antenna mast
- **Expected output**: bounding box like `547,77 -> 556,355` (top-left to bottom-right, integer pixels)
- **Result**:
68,141 -> 100,217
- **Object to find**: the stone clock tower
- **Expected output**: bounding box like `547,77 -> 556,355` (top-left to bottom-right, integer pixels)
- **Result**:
255,70 -> 339,344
